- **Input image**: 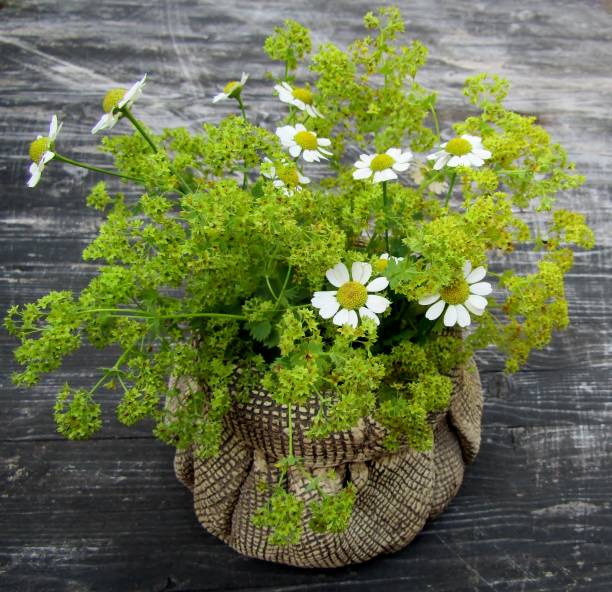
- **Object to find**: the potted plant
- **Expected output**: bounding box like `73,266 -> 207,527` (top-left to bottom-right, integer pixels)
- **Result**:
6,8 -> 594,568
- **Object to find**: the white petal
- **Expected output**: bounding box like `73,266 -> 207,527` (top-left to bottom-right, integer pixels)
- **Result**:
319,299 -> 341,319
48,114 -> 58,138
27,164 -> 41,188
312,290 -> 337,305
276,125 -> 296,142
455,304 -> 471,327
317,147 -> 332,156
351,262 -> 372,285
289,144 -> 302,158
433,154 -> 450,170
467,294 -> 488,310
240,72 -> 249,84
317,137 -> 331,147
293,99 -> 306,111
346,310 -> 359,328
41,151 -> 55,165
212,92 -> 227,103
392,161 -> 410,172
356,154 -> 374,167
366,276 -> 389,292
365,294 -> 391,313
295,123 -> 307,132
302,149 -> 317,162
425,299 -> 445,320
373,169 -> 397,183
447,155 -> 461,167
474,148 -> 492,159
419,293 -> 440,306
464,301 -> 485,316
470,281 -> 492,296
359,307 -> 380,325
396,150 -> 413,163
298,173 -> 310,184
326,263 -> 350,287
352,167 -> 372,180
386,148 -> 402,160
466,266 -> 486,283
333,308 -> 350,326
443,304 -> 458,327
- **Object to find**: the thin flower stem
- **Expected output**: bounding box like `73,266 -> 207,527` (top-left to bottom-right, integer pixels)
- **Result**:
236,96 -> 247,121
53,154 -> 144,183
274,265 -> 292,309
120,107 -> 158,153
121,106 -> 192,193
265,276 -> 279,300
444,171 -> 457,208
429,104 -> 440,138
382,180 -> 390,252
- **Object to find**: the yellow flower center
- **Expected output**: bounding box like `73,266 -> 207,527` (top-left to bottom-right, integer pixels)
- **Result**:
103,88 -> 127,113
440,279 -> 470,305
223,80 -> 241,96
292,87 -> 313,104
445,137 -> 472,156
336,281 -> 368,310
29,137 -> 51,163
294,130 -> 318,150
373,258 -> 388,273
370,153 -> 395,171
277,166 -> 300,186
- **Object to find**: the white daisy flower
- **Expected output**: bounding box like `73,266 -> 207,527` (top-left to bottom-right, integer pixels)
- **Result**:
426,134 -> 491,171
418,261 -> 492,328
373,252 -> 404,273
274,82 -> 323,118
410,164 -> 448,195
212,72 -> 249,103
276,124 -> 332,163
92,74 -> 147,134
27,114 -> 62,188
352,148 -> 413,183
261,157 -> 310,196
311,262 -> 391,328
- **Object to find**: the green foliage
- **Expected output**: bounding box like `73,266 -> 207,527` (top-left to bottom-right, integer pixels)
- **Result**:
7,8 -> 594,547
252,487 -> 304,546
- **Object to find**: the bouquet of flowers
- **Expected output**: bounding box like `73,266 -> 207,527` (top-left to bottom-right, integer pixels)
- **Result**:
6,8 -> 594,567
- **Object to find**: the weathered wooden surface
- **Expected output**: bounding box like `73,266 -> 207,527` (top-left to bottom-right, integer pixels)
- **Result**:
1,0 -> 611,590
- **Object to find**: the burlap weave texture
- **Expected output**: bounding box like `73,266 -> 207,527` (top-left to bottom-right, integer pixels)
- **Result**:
174,359 -> 483,567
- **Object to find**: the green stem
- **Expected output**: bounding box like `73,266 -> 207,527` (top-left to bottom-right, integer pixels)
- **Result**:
429,104 -> 440,138
274,266 -> 292,309
382,180 -> 390,252
120,107 -> 158,153
120,106 -> 192,194
79,307 -> 246,321
265,276 -> 279,300
53,154 -> 144,183
236,95 -> 247,121
88,342 -> 136,397
444,172 -> 457,208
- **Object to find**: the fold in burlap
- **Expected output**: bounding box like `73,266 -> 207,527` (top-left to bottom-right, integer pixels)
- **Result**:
173,359 -> 483,567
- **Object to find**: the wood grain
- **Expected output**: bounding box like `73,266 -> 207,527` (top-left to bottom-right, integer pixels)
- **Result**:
1,0 -> 611,590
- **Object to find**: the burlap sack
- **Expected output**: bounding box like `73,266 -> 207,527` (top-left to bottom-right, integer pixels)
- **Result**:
173,359 -> 483,568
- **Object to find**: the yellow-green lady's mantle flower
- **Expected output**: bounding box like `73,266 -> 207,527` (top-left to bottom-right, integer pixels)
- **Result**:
92,74 -> 147,134
261,157 -> 310,196
274,82 -> 323,118
212,72 -> 249,103
27,114 -> 62,188
312,262 -> 391,328
352,148 -> 412,183
418,260 -> 492,327
276,124 -> 332,163
427,134 -> 491,170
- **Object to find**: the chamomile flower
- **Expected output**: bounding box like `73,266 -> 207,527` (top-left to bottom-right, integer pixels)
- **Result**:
426,134 -> 491,170
311,262 -> 391,328
418,261 -> 492,328
261,157 -> 310,195
276,124 -> 332,163
212,72 -> 249,103
274,82 -> 323,118
373,252 -> 404,273
352,148 -> 412,183
27,114 -> 62,188
92,74 -> 147,134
